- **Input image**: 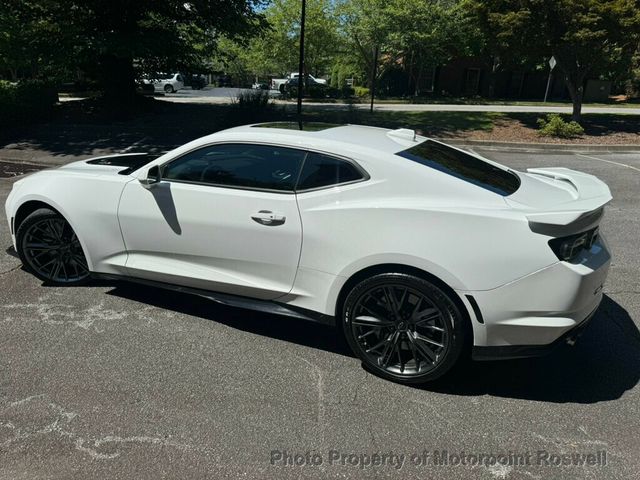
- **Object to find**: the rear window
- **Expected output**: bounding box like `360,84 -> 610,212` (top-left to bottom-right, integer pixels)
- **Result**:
397,140 -> 520,196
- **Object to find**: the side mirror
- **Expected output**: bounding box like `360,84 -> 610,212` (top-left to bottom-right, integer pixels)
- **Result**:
140,165 -> 161,188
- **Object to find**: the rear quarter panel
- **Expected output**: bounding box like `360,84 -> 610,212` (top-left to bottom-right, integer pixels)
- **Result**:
290,153 -> 559,316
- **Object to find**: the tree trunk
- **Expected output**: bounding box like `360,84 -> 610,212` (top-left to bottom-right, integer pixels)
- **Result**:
99,54 -> 137,109
564,76 -> 584,122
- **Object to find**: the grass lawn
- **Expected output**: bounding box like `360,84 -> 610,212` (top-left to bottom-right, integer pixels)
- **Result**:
344,96 -> 640,108
1,98 -> 638,163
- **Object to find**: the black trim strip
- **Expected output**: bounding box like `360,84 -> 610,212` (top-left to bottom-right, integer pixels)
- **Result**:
465,295 -> 484,324
91,273 -> 335,326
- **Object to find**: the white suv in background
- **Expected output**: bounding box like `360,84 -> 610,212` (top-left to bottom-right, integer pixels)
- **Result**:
145,73 -> 184,93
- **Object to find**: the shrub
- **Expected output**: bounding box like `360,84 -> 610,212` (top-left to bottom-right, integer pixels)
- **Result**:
234,89 -> 273,110
537,113 -> 585,138
0,79 -> 58,128
340,86 -> 355,98
354,86 -> 370,97
227,89 -> 277,126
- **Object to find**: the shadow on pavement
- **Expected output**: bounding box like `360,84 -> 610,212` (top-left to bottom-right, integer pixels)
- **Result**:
105,281 -> 639,404
105,280 -> 351,357
426,295 -> 640,403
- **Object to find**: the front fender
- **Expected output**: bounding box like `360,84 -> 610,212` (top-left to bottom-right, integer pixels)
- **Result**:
7,170 -> 131,274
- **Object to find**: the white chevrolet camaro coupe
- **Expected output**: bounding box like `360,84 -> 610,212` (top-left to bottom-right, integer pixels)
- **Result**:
5,123 -> 612,384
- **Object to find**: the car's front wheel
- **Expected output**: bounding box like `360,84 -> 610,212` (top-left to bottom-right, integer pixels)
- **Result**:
164,84 -> 174,93
16,208 -> 90,285
341,273 -> 467,384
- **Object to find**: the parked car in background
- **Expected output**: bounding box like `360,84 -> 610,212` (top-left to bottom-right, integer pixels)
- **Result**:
252,82 -> 270,90
271,73 -> 327,92
217,74 -> 232,87
143,73 -> 184,93
183,74 -> 207,90
281,77 -> 331,98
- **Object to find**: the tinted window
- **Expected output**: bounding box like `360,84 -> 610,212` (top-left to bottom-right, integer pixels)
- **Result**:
163,144 -> 305,192
397,140 -> 520,196
296,153 -> 364,190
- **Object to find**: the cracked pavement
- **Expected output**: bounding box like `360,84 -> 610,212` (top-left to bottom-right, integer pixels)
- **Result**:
0,150 -> 639,479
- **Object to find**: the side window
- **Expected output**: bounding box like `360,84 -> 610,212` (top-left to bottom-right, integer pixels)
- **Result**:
162,144 -> 306,192
296,152 -> 364,191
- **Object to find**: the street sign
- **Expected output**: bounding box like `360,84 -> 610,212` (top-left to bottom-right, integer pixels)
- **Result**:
544,56 -> 557,102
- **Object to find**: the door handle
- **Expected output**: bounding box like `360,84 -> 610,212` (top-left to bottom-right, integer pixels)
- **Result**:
251,210 -> 286,226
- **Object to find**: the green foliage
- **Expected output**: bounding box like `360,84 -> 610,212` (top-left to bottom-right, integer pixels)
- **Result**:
214,0 -> 339,79
354,86 -> 370,97
229,89 -> 278,124
338,0 -> 480,93
0,1 -> 76,82
0,79 -> 58,127
466,0 -> 640,119
537,114 -> 585,138
234,89 -> 274,109
0,0 -> 266,103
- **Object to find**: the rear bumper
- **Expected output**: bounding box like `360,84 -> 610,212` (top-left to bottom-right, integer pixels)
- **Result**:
461,235 -> 610,355
472,304 -> 598,360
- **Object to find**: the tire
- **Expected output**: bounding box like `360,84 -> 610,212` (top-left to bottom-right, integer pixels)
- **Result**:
164,84 -> 174,93
16,208 -> 90,285
341,273 -> 467,384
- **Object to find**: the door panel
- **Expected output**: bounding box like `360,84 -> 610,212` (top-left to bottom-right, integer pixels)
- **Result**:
118,180 -> 302,300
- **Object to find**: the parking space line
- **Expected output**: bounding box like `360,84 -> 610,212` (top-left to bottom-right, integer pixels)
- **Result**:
577,153 -> 640,173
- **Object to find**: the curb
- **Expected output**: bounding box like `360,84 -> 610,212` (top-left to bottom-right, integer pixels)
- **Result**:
441,139 -> 640,153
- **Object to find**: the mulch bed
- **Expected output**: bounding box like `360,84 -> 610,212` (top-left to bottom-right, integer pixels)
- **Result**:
446,113 -> 640,145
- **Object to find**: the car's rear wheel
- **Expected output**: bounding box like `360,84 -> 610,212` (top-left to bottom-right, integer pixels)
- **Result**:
164,84 -> 174,93
16,208 -> 90,285
341,273 -> 466,384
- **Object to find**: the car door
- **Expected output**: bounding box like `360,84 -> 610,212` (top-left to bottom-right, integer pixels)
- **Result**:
117,143 -> 305,300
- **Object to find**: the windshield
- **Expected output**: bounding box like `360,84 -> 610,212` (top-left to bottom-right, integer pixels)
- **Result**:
397,140 -> 520,196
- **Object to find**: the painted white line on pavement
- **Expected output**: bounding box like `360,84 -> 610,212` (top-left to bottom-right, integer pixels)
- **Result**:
577,153 -> 640,173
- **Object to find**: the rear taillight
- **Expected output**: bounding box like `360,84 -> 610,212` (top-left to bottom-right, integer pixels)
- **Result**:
548,227 -> 599,261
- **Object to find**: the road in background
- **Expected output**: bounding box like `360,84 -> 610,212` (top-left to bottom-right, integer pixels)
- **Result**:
154,88 -> 640,114
0,150 -> 639,479
59,87 -> 640,114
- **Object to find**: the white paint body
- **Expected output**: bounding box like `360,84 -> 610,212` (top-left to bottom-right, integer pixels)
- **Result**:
143,73 -> 184,93
5,125 -> 612,348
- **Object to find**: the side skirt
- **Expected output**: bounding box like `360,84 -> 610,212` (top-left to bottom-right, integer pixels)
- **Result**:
91,273 -> 336,326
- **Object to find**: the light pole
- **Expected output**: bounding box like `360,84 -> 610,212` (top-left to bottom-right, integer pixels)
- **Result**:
370,45 -> 378,113
297,0 -> 306,126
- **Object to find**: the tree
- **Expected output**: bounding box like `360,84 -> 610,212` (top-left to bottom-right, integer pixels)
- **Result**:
1,0 -> 266,105
385,0 -> 481,95
337,0 -> 394,88
0,1 -> 75,81
219,0 -> 340,76
337,0 -> 479,93
466,0 -> 640,121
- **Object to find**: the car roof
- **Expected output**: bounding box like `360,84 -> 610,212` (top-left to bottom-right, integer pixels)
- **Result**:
209,123 -> 423,157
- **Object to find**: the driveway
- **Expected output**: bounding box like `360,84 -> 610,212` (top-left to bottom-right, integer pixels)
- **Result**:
0,150 -> 639,479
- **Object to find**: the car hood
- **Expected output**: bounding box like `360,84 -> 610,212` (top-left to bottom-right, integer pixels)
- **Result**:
506,167 -> 612,226
58,153 -> 155,176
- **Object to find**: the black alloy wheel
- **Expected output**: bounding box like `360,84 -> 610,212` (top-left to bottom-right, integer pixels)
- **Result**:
17,208 -> 90,285
342,273 -> 466,384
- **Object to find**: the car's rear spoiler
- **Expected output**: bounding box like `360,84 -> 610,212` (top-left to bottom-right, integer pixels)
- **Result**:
521,167 -> 612,227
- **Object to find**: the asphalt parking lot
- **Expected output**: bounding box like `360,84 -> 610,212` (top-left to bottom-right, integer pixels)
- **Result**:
1,149 -> 639,479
